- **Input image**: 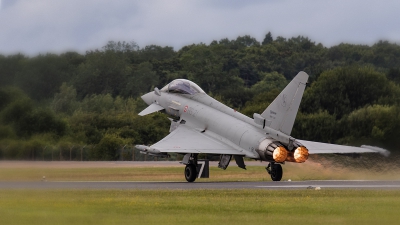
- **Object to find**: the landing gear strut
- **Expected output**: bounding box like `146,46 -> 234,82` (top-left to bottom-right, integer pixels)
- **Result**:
266,163 -> 283,181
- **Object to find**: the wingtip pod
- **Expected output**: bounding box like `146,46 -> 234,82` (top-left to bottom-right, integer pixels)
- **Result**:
136,144 -> 169,157
135,145 -> 160,154
361,145 -> 390,157
135,145 -> 148,151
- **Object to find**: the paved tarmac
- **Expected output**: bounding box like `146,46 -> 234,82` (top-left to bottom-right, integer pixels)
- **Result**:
1,180 -> 400,190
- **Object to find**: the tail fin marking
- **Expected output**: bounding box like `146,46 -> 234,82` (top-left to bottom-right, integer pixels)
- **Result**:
260,71 -> 309,135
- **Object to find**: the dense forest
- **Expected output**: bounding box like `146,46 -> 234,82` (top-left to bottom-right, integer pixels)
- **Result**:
1,32 -> 400,160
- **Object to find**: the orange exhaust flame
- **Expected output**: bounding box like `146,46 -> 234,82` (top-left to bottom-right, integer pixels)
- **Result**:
273,146 -> 288,163
286,146 -> 309,163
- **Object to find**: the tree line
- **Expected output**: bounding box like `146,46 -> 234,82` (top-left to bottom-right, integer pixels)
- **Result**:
1,32 -> 400,160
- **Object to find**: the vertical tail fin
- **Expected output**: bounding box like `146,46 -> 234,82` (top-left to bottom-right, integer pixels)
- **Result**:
260,71 -> 308,135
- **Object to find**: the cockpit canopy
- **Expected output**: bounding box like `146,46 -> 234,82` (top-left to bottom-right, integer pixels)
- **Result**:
161,79 -> 205,95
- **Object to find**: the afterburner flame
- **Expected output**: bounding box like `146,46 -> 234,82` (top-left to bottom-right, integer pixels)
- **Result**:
273,146 -> 288,163
294,146 -> 309,162
285,146 -> 309,163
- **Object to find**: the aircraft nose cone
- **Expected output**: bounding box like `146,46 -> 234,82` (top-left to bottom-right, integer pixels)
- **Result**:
141,92 -> 154,105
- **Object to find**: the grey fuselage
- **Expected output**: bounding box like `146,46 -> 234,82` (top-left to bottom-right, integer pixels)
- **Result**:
147,91 -> 267,159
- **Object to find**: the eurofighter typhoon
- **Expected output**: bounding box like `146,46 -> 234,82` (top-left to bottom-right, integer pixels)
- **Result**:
136,71 -> 389,182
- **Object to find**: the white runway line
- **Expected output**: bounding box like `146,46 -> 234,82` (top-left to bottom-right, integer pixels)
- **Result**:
256,185 -> 400,188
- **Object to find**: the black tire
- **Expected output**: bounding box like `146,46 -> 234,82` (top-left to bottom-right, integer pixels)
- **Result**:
270,164 -> 283,181
184,164 -> 197,182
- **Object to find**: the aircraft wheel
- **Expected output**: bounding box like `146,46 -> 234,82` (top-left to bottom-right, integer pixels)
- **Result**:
270,163 -> 282,181
184,164 -> 197,182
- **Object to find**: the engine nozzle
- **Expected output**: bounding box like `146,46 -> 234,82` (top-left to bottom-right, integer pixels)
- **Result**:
257,139 -> 288,163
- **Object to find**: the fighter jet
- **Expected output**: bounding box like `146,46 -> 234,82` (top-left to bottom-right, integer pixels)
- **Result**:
136,71 -> 389,182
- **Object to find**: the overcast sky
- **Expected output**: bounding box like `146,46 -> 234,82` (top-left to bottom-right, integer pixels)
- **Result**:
1,0 -> 399,55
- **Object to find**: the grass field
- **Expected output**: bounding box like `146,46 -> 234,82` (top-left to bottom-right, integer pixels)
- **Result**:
1,161 -> 400,224
1,189 -> 400,225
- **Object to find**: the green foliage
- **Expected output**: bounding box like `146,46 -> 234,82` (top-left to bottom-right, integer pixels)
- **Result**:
292,111 -> 337,143
327,43 -> 372,63
74,49 -> 133,98
179,44 -> 224,92
132,113 -> 170,145
123,62 -> 159,97
0,138 -> 48,160
262,32 -> 273,45
234,35 -> 260,47
0,125 -> 16,140
16,108 -> 67,137
13,54 -> 74,100
0,91 -> 66,138
0,54 -> 26,87
301,66 -> 393,118
2,34 -> 400,159
0,86 -> 30,111
68,112 -> 127,144
251,71 -> 288,94
138,45 -> 175,62
0,87 -> 67,161
0,139 -> 25,159
343,105 -> 400,148
51,83 -> 78,115
219,87 -> 253,109
386,68 -> 400,84
241,89 -> 281,117
90,134 -> 124,160
371,41 -> 400,68
1,97 -> 33,125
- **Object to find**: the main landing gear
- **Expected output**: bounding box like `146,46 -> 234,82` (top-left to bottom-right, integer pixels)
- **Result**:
183,153 -> 198,182
266,162 -> 283,181
182,153 -> 210,182
184,164 -> 197,182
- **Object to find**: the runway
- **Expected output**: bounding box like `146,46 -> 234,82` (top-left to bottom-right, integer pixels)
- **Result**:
2,180 -> 400,190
